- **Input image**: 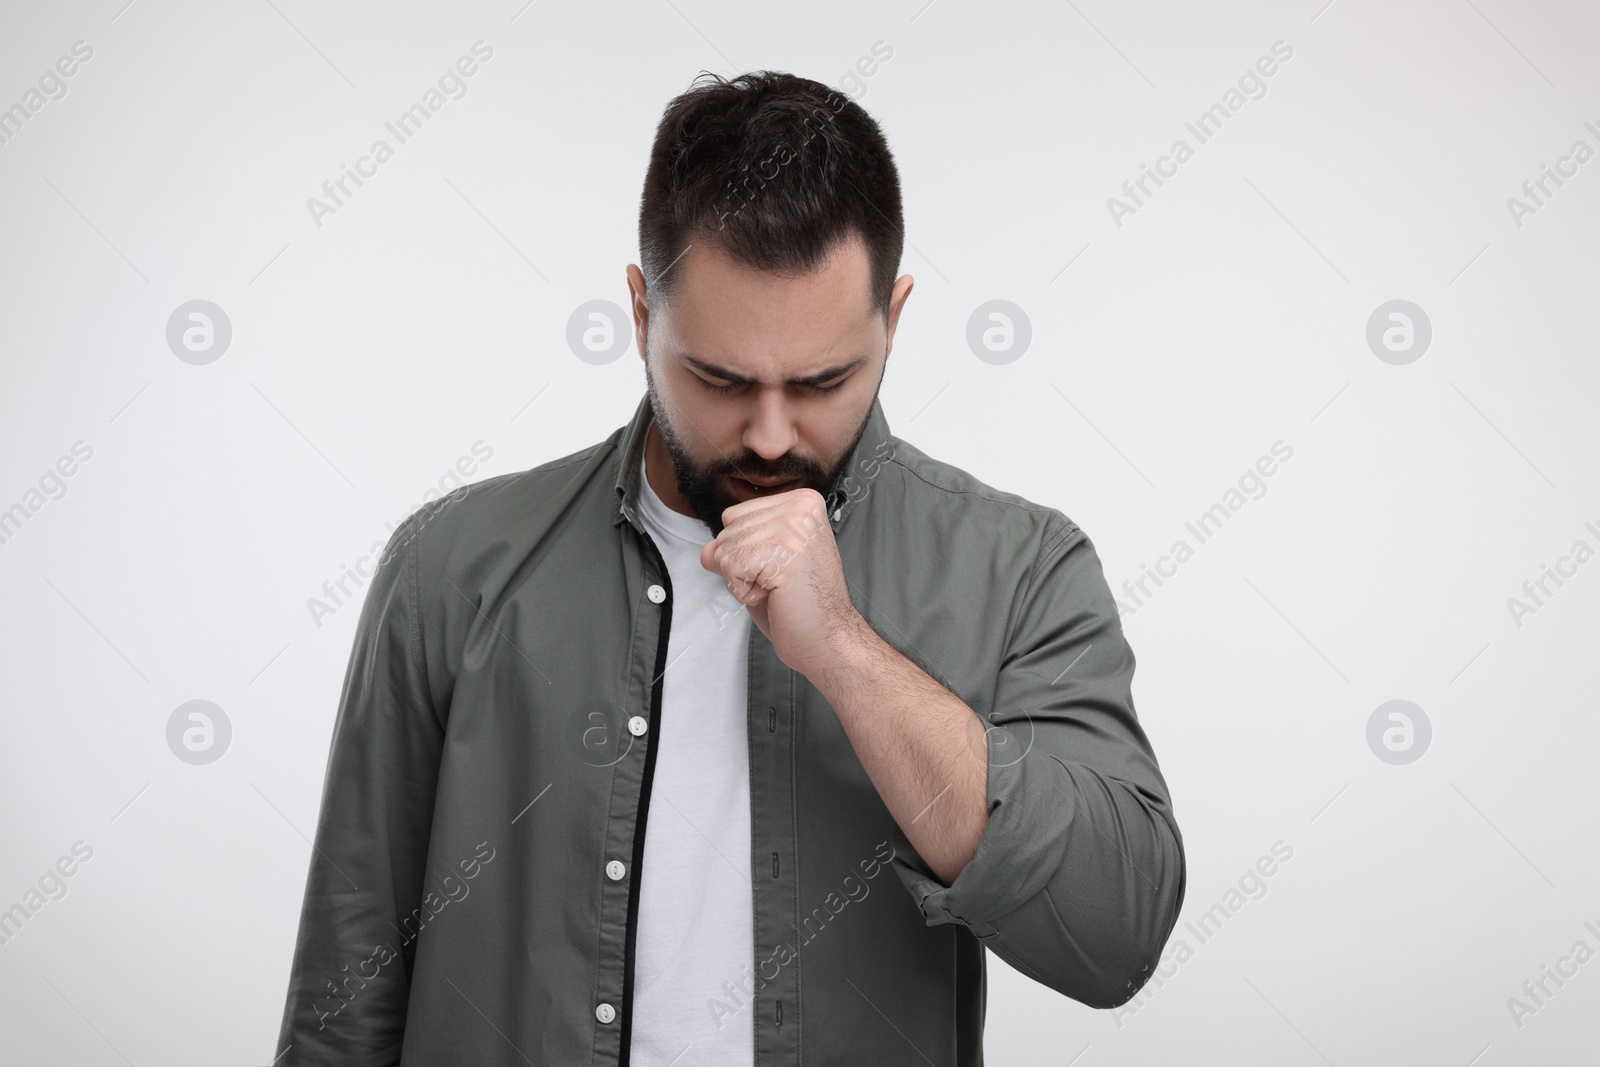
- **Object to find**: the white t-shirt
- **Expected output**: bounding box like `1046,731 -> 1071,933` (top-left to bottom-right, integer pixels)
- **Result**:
629,448 -> 756,1066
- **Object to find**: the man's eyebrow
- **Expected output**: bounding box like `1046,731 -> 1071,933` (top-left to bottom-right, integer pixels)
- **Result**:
679,353 -> 868,388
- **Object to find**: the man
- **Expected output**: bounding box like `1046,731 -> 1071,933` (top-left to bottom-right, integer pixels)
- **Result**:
276,71 -> 1185,1067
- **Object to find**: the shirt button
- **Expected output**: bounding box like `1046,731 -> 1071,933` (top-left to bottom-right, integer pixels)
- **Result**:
646,584 -> 666,603
627,715 -> 649,736
596,1002 -> 616,1024
606,860 -> 626,880
831,508 -> 841,522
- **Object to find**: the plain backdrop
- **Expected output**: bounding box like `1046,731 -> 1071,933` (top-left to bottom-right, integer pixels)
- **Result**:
1,1 -> 1597,1064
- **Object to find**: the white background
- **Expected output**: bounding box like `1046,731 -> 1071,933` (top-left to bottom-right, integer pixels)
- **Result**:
1,1 -> 1596,1064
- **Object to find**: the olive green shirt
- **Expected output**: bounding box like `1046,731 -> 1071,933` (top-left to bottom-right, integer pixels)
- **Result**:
275,391 -> 1186,1065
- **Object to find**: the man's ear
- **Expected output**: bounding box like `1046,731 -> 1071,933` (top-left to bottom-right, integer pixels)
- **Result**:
626,264 -> 650,360
884,272 -> 915,359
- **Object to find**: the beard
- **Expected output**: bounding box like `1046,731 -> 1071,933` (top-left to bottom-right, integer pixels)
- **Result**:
643,358 -> 876,536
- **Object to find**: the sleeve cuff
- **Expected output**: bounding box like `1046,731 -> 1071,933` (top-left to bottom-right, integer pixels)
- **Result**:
889,723 -> 1076,937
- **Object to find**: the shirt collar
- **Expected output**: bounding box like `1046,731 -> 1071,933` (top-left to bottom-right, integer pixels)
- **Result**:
612,390 -> 893,534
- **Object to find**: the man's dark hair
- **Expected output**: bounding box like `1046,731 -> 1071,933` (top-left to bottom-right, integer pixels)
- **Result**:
638,70 -> 904,319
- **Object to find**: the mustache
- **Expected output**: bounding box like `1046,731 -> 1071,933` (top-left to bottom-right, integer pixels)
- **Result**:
714,458 -> 821,482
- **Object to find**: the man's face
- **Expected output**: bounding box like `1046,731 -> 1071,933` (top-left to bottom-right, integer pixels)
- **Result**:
628,232 -> 912,535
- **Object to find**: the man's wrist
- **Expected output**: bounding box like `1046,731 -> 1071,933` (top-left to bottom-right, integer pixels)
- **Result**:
803,609 -> 881,694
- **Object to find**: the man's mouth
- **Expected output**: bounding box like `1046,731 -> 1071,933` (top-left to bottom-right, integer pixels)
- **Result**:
731,475 -> 801,498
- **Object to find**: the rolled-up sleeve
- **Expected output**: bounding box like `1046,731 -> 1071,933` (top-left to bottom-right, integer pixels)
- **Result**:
275,513 -> 445,1064
890,519 -> 1186,1009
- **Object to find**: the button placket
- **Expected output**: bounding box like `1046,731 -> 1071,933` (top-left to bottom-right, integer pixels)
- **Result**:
610,531 -> 675,1066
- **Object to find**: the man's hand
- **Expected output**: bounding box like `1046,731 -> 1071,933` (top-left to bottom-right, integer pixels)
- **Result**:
699,487 -> 866,676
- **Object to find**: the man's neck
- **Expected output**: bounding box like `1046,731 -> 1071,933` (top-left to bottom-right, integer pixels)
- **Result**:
643,419 -> 698,519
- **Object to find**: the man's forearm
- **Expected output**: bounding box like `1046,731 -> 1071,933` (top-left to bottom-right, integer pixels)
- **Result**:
805,613 -> 990,886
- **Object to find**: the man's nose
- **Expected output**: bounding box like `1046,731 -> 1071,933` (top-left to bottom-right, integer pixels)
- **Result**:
742,388 -> 799,462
